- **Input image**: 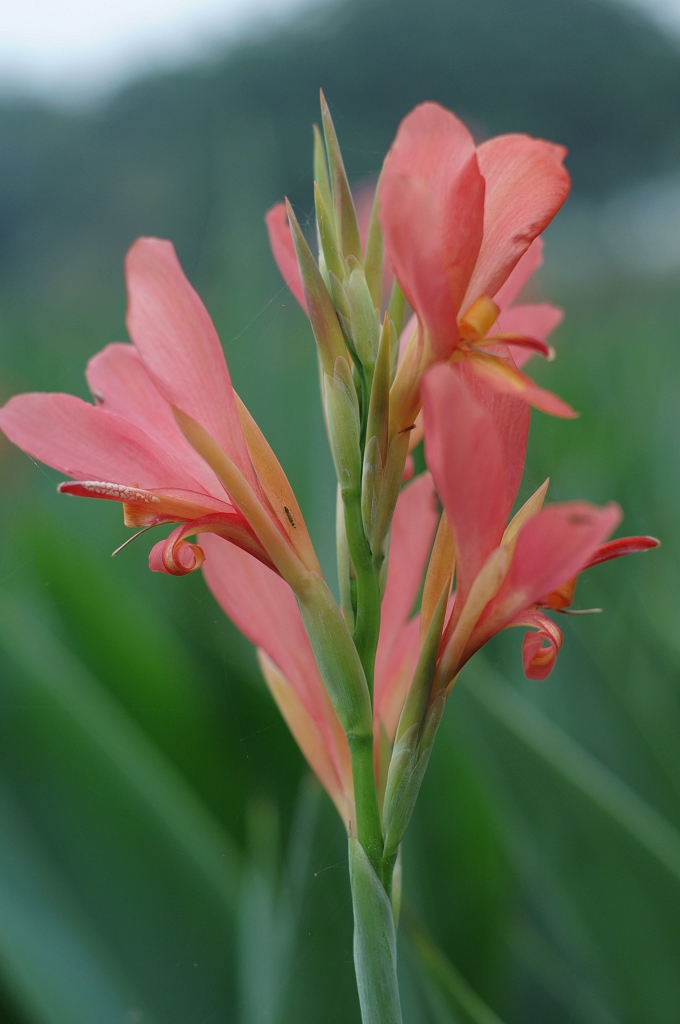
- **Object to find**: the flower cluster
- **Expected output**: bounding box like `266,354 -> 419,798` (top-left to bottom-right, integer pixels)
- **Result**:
0,95 -> 658,1020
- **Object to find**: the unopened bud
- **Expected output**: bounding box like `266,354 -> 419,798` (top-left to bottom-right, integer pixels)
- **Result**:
347,259 -> 380,370
320,90 -> 363,263
361,434 -> 383,547
285,199 -> 346,375
325,356 -> 361,497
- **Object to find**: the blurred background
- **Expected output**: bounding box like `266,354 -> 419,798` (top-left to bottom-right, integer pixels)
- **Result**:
0,0 -> 679,1020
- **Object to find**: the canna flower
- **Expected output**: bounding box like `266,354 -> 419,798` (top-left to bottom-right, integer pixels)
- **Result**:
200,470 -> 439,822
420,362 -> 658,686
0,238 -> 321,591
380,102 -> 574,430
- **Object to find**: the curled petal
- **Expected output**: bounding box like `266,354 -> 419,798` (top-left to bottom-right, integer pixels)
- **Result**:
495,303 -> 564,368
265,203 -> 307,311
511,610 -> 563,680
149,513 -> 276,577
150,527 -> 205,576
584,535 -> 660,569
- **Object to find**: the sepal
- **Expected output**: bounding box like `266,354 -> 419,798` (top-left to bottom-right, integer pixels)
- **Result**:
325,357 -> 362,497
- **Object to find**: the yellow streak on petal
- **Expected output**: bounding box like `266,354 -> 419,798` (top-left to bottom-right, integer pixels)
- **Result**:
420,511 -> 455,644
172,406 -> 306,590
234,392 -> 321,575
438,544 -> 513,693
257,650 -> 355,830
502,477 -> 550,549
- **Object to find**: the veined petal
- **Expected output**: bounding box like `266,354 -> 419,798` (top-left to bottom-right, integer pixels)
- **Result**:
258,651 -> 354,829
380,102 -> 485,356
466,350 -> 577,418
0,392 -> 205,491
265,203 -> 307,312
87,343 -> 224,496
422,362 -> 529,605
200,534 -> 351,808
462,134 -> 570,310
125,238 -> 258,490
149,513 -> 274,577
493,236 -> 544,311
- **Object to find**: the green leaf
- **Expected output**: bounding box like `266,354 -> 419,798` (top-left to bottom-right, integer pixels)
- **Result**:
403,905 -> 505,1024
349,836 -> 403,1024
467,661 -> 680,886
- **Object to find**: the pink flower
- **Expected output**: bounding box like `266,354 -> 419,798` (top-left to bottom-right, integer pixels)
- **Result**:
201,471 -> 439,823
421,363 -> 658,684
0,238 -> 320,587
380,103 -> 574,428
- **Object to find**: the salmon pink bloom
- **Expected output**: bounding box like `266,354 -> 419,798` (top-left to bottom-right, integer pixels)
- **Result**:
0,238 -> 321,589
200,471 -> 439,822
421,363 -> 658,686
380,102 -> 574,430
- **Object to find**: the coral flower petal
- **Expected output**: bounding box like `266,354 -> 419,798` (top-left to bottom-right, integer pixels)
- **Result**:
495,303 -> 564,367
465,351 -> 577,418
125,237 -> 257,489
510,609 -> 563,680
265,203 -> 307,312
584,535 -> 660,569
87,343 -> 224,495
200,534 -> 351,810
493,236 -> 544,311
0,392 -> 205,491
422,363 -> 529,605
477,501 -> 622,643
462,134 -> 570,310
380,102 -> 485,356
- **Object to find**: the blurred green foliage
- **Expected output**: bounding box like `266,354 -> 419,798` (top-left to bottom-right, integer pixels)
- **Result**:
0,0 -> 679,1021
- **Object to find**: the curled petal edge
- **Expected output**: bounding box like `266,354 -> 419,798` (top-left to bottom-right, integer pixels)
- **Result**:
149,513 -> 278,577
507,609 -> 563,680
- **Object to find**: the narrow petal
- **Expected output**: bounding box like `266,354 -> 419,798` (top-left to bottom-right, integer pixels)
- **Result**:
59,482 -> 235,525
473,501 -> 622,646
380,102 -> 485,356
200,534 -> 351,804
0,392 -> 204,491
422,363 -> 529,604
493,236 -> 544,311
376,473 -> 439,670
87,343 -> 224,496
375,617 -> 421,742
462,135 -> 570,310
495,303 -> 563,368
125,238 -> 257,489
149,513 -> 275,576
583,535 -> 660,569
466,351 -> 577,418
258,651 -> 354,828
265,203 -> 307,312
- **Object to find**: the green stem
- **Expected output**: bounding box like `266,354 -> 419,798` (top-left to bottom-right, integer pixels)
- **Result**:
343,488 -> 381,695
349,732 -> 384,878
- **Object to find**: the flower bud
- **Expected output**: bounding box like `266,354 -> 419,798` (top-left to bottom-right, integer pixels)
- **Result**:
320,90 -> 363,263
347,259 -> 380,370
325,356 -> 361,498
285,199 -> 346,375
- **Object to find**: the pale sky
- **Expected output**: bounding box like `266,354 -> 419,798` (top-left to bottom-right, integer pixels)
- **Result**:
0,0 -> 677,105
